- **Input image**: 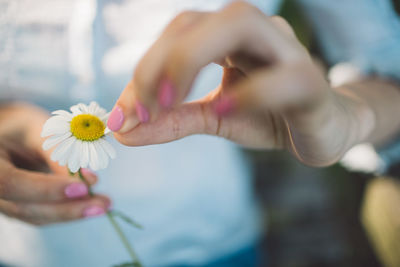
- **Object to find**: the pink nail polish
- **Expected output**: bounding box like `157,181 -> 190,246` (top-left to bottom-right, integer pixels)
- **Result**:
81,168 -> 97,177
65,183 -> 88,199
83,206 -> 105,218
214,95 -> 235,116
107,106 -> 124,132
135,101 -> 150,123
159,79 -> 175,108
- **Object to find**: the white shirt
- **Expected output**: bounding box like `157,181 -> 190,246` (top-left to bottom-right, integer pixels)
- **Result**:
0,1 -> 277,266
1,0 -> 399,266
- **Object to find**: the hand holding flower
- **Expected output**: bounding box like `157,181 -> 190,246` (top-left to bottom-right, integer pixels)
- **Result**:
41,102 -> 116,172
41,101 -> 142,267
0,103 -> 110,225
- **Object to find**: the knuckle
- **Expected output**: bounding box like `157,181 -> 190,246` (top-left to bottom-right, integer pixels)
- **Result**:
164,10 -> 201,35
270,15 -> 289,27
219,2 -> 263,36
269,15 -> 296,38
171,10 -> 198,28
223,1 -> 261,18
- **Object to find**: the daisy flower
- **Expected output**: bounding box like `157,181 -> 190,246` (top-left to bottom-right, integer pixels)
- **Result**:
41,101 -> 116,173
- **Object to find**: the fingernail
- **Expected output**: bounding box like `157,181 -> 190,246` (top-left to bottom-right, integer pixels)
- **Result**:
135,101 -> 150,123
107,106 -> 124,132
65,183 -> 88,199
83,206 -> 105,218
106,200 -> 113,210
214,95 -> 236,116
81,168 -> 97,178
159,79 -> 175,108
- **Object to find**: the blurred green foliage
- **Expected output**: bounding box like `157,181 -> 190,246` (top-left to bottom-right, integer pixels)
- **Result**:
278,0 -> 313,49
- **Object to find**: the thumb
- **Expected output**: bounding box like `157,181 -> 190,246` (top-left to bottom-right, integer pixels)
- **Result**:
107,81 -> 145,135
113,97 -> 220,146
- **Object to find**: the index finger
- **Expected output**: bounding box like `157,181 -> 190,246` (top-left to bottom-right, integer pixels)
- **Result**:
108,2 -> 304,135
107,11 -> 208,134
0,166 -> 94,203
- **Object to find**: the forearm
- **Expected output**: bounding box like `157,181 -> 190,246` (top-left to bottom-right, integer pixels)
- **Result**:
336,78 -> 400,147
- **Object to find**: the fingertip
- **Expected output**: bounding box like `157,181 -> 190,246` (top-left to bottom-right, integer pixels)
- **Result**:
80,168 -> 98,185
135,101 -> 150,123
158,78 -> 176,108
64,182 -> 89,199
107,106 -> 124,132
213,94 -> 237,116
100,195 -> 112,210
111,81 -> 143,133
83,205 -> 106,218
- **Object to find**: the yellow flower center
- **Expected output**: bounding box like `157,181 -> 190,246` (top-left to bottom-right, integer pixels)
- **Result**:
70,114 -> 105,141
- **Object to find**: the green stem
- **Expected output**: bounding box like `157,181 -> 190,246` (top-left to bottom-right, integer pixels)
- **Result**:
106,212 -> 142,267
78,169 -> 94,196
76,169 -> 142,267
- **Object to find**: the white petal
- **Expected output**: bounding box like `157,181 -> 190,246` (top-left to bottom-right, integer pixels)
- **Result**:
104,128 -> 111,135
69,164 -> 80,173
101,112 -> 110,125
42,132 -> 71,150
67,140 -> 82,173
88,142 -> 100,170
97,108 -> 107,118
98,138 -> 116,159
41,117 -> 69,137
70,105 -> 83,116
80,141 -> 90,169
95,107 -> 107,118
77,103 -> 89,114
51,110 -> 73,121
94,140 -> 109,169
51,137 -> 75,162
59,140 -> 74,166
88,101 -> 98,114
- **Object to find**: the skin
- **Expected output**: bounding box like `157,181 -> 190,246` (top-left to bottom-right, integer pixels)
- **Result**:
112,1 -> 400,167
0,103 -> 110,225
2,1 -> 400,225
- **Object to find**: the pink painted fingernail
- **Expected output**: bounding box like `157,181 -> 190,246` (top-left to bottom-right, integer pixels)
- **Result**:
159,79 -> 175,108
65,183 -> 88,199
81,168 -> 97,177
107,106 -> 124,132
83,206 -> 105,218
214,95 -> 236,116
135,101 -> 150,123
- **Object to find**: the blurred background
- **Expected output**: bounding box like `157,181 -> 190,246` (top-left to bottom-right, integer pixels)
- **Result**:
251,1 -> 400,266
250,149 -> 381,267
1,0 -> 400,266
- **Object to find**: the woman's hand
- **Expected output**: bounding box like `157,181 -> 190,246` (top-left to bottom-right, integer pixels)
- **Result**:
108,1 -> 375,166
0,103 -> 110,225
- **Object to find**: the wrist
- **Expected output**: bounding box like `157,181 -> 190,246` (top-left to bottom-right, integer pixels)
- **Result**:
334,86 -> 376,150
283,87 -> 375,167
